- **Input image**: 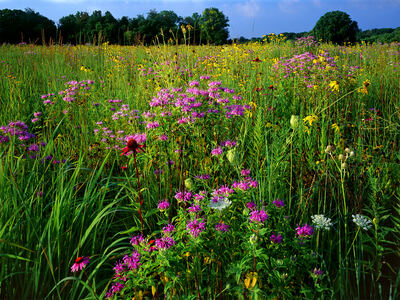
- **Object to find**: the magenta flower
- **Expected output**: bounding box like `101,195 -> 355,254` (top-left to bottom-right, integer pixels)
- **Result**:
158,200 -> 170,211
296,224 -> 314,238
246,201 -> 256,210
106,282 -> 124,298
241,169 -> 251,177
187,204 -> 202,213
187,218 -> 206,238
155,236 -> 176,250
270,233 -> 283,244
215,223 -> 229,232
272,199 -> 285,208
71,256 -> 90,272
130,234 -> 145,246
211,147 -> 223,156
249,209 -> 268,223
162,223 -> 175,234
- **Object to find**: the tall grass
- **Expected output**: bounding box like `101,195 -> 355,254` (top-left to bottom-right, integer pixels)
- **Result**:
0,39 -> 399,299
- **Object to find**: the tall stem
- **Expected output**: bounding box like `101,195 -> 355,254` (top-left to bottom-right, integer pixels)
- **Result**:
133,152 -> 144,230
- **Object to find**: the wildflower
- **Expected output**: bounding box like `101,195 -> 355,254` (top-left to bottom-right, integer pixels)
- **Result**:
249,209 -> 268,223
325,145 -> 332,154
175,190 -> 192,202
252,57 -> 262,62
290,115 -> 299,129
121,135 -> 146,156
188,204 -> 202,213
106,282 -> 124,298
211,147 -> 223,156
272,199 -> 285,208
241,169 -> 251,177
208,197 -> 232,210
155,236 -> 176,250
352,214 -> 372,230
246,201 -> 256,210
311,214 -> 333,230
303,114 -> 318,126
270,233 -> 283,244
162,223 -> 175,234
158,200 -> 170,211
187,218 -> 206,238
71,256 -> 90,272
296,224 -> 314,238
226,149 -> 239,165
313,268 -> 324,276
130,234 -> 145,246
329,81 -> 339,92
215,223 -> 229,232
123,250 -> 141,270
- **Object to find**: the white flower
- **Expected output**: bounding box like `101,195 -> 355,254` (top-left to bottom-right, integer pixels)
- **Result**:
208,197 -> 232,211
352,214 -> 372,231
311,214 -> 333,230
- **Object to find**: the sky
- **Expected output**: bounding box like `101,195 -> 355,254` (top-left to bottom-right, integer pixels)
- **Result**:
1,0 -> 400,38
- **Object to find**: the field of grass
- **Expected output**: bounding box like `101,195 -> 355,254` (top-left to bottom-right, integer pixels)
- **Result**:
0,36 -> 399,299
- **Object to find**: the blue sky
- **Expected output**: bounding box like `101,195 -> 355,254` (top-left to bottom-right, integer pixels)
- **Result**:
1,0 -> 399,38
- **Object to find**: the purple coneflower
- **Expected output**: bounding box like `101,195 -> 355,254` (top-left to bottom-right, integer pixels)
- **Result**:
71,256 -> 90,272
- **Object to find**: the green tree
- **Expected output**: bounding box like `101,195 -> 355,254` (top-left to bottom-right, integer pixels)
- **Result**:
311,11 -> 359,44
200,8 -> 229,45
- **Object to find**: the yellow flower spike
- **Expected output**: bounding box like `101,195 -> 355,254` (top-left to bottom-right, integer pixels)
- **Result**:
329,80 -> 339,92
151,286 -> 157,296
244,272 -> 258,289
332,123 -> 340,133
303,114 -> 318,126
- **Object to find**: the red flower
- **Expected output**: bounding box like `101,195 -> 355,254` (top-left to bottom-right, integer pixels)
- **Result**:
268,84 -> 274,90
121,138 -> 145,156
252,57 -> 262,62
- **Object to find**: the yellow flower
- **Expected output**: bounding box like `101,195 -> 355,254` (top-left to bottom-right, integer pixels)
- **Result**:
329,81 -> 339,92
332,123 -> 340,133
303,114 -> 318,126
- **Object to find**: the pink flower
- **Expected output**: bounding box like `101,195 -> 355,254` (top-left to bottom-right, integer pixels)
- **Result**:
71,256 -> 90,272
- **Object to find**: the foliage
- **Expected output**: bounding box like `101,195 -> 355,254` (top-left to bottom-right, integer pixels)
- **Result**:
311,10 -> 359,44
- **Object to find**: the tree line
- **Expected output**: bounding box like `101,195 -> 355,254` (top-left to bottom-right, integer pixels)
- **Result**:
0,8 -> 398,45
0,8 -> 229,45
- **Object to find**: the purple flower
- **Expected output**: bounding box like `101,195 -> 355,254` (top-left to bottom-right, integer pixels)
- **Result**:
313,268 -> 324,276
249,210 -> 268,223
296,224 -> 314,238
246,201 -> 256,210
71,256 -> 90,272
162,223 -> 175,234
158,200 -> 170,211
106,282 -> 125,298
211,147 -> 223,156
175,191 -> 192,202
123,250 -> 141,270
130,234 -> 145,246
270,233 -> 283,244
155,236 -> 176,250
272,199 -> 285,208
31,118 -> 39,123
215,223 -> 229,232
188,204 -> 202,213
241,169 -> 251,177
187,218 -> 206,238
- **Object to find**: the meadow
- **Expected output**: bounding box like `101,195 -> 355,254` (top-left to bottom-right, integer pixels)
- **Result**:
0,35 -> 399,299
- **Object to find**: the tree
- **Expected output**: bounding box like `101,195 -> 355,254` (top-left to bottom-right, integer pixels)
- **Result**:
200,8 -> 229,45
311,11 -> 359,44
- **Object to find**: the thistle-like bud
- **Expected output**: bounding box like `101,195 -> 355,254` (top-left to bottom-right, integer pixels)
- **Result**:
341,162 -> 347,170
350,151 -> 355,157
338,154 -> 344,161
227,148 -> 239,165
184,178 -> 193,190
345,148 -> 350,154
290,115 -> 299,129
325,145 -> 332,154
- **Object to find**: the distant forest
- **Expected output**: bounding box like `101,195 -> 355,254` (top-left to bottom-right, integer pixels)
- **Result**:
0,8 -> 399,45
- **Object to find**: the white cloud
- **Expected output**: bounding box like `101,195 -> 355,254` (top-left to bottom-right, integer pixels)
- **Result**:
235,0 -> 261,18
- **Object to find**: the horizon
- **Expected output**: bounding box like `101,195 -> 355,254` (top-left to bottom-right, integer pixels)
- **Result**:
1,0 -> 400,39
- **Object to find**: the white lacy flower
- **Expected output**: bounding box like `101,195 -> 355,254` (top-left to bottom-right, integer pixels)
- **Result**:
352,214 -> 372,231
311,214 -> 333,230
208,197 -> 232,211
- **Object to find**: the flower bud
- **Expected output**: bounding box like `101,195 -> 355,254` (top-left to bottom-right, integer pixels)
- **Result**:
338,154 -> 344,161
290,115 -> 299,129
350,151 -> 355,157
345,148 -> 350,154
325,145 -> 332,154
184,178 -> 193,190
341,162 -> 347,170
226,149 -> 239,165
